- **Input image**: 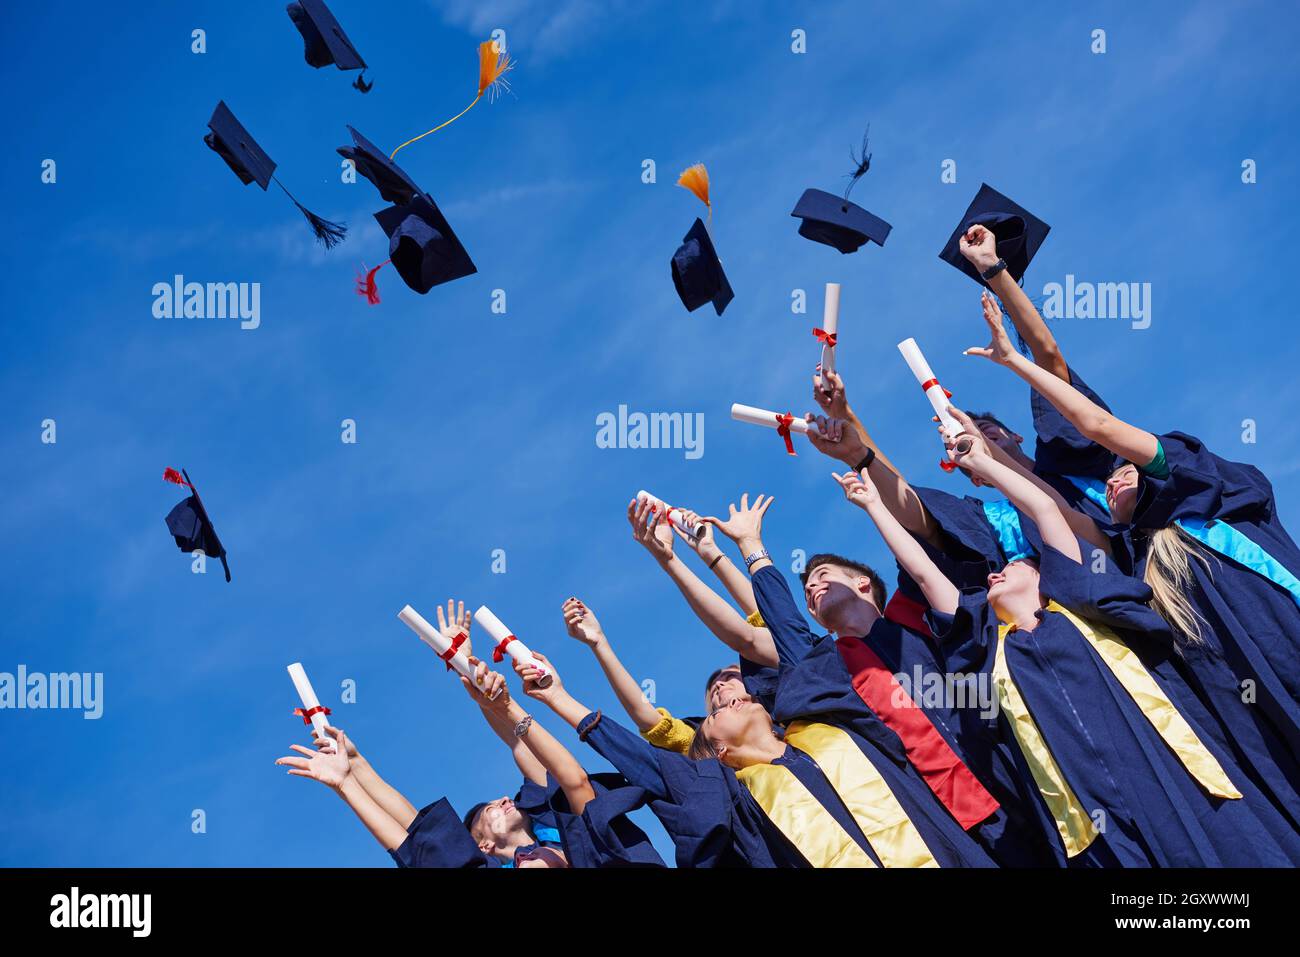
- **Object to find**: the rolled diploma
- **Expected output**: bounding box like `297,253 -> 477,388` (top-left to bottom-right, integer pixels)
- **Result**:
636,489 -> 701,540
819,282 -> 840,386
473,605 -> 553,689
287,662 -> 333,742
730,403 -> 814,437
897,338 -> 960,438
397,604 -> 498,698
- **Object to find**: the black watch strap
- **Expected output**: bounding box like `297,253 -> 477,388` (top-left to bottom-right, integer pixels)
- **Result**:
853,448 -> 876,473
980,258 -> 1008,281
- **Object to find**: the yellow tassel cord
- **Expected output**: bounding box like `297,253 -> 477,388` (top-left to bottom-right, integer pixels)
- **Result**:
390,40 -> 513,160
677,163 -> 712,224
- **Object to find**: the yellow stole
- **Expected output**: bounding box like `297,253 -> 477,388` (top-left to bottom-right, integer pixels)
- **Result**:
735,721 -> 939,868
991,602 -> 1242,859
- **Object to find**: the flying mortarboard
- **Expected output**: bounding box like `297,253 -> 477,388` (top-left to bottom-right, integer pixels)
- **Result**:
359,194 -> 477,300
938,183 -> 1050,287
204,101 -> 347,248
337,126 -> 420,205
286,0 -> 372,91
163,468 -> 231,583
790,127 -> 892,254
671,164 -> 733,316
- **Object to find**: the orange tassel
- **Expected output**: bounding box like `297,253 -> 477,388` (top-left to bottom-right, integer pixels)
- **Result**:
677,163 -> 711,210
477,40 -> 513,99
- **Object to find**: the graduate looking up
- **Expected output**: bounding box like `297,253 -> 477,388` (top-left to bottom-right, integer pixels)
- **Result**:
698,490 -> 1056,867
842,407 -> 1300,866
511,647 -> 997,868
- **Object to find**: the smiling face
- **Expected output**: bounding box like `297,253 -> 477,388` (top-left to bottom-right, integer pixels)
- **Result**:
803,562 -> 876,627
469,795 -> 529,857
1106,464 -> 1140,523
699,696 -> 775,768
706,665 -> 748,713
986,559 -> 1043,621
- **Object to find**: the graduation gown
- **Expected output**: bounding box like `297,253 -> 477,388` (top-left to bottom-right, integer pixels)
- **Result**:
749,564 -> 1057,867
577,706 -> 996,868
928,543 -> 1300,867
390,773 -> 664,868
1105,430 -> 1300,826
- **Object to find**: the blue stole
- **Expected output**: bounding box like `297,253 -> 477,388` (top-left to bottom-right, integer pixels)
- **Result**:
981,499 -> 1035,563
1176,518 -> 1300,610
501,825 -> 564,868
1063,474 -> 1112,516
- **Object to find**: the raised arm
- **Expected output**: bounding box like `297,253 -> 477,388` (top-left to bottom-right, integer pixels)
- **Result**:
277,727 -> 411,852
966,291 -> 1158,466
803,399 -> 941,546
946,408 -> 1083,564
832,469 -> 961,615
313,726 -> 418,828
562,597 -> 661,732
460,655 -> 547,787
673,508 -> 761,617
959,224 -> 1069,381
628,498 -> 777,666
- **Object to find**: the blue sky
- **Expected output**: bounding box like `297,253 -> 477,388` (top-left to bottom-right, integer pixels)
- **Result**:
2,1 -> 1298,866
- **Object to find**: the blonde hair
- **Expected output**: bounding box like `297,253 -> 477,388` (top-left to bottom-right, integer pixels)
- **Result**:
1143,525 -> 1216,645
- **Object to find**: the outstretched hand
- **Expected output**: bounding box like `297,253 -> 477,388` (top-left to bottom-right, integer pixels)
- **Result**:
460,657 -> 510,711
702,492 -> 774,546
804,413 -> 867,465
942,407 -> 994,472
964,291 -> 1018,366
277,726 -> 350,789
436,599 -> 474,659
832,469 -> 880,511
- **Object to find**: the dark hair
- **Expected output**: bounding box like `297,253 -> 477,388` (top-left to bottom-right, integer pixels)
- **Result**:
704,663 -> 741,695
965,410 -> 1015,437
687,721 -> 718,761
462,802 -> 488,837
799,553 -> 887,611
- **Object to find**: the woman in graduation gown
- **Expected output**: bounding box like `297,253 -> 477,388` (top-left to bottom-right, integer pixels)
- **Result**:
275,661 -> 663,869
960,293 -> 1300,829
512,651 -> 997,868
842,405 -> 1300,866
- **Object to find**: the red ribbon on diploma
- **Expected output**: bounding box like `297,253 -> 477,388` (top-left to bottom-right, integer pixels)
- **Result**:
812,328 -> 838,348
775,413 -> 797,456
918,378 -> 953,399
439,631 -> 468,670
293,705 -> 332,725
491,635 -> 518,663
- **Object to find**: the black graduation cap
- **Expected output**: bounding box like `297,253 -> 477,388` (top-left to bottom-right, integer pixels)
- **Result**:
791,126 -> 891,254
286,0 -> 372,91
163,468 -> 231,583
671,218 -> 733,316
204,101 -> 347,249
337,126 -> 420,205
938,183 -> 1051,287
791,188 -> 892,254
369,194 -> 477,295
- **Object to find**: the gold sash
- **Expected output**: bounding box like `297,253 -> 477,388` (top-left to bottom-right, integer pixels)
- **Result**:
1046,601 -> 1240,800
736,721 -> 939,868
991,602 -> 1242,859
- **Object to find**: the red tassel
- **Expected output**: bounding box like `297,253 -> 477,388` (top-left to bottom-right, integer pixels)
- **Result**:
163,467 -> 191,487
356,261 -> 388,305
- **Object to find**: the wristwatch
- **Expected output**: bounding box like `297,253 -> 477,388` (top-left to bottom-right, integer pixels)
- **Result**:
743,548 -> 770,569
980,258 -> 1008,281
513,714 -> 533,738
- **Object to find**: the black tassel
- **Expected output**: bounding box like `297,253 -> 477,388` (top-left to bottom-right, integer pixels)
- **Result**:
843,124 -> 872,201
353,71 -> 373,93
275,178 -> 347,249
